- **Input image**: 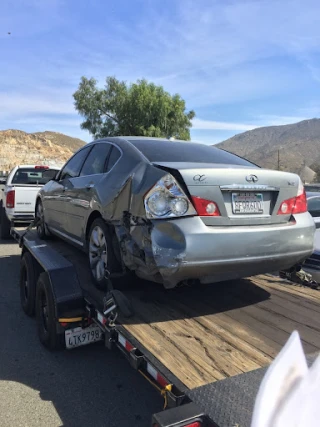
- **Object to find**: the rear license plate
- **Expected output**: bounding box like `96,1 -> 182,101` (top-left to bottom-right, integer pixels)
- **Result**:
232,192 -> 264,214
65,324 -> 103,349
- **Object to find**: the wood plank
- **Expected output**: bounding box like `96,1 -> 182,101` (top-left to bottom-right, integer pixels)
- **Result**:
252,280 -> 320,314
133,297 -> 262,379
121,274 -> 320,389
255,275 -> 320,301
232,280 -> 320,329
166,280 -> 319,355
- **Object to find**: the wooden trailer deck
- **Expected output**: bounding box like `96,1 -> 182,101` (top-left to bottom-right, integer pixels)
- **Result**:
19,230 -> 320,390
120,274 -> 320,388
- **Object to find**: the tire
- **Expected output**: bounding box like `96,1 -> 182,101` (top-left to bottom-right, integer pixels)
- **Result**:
35,273 -> 64,350
87,218 -> 119,291
20,252 -> 40,316
0,207 -> 11,240
35,200 -> 50,240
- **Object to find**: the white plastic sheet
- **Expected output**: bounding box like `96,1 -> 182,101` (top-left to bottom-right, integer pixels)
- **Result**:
251,330 -> 320,427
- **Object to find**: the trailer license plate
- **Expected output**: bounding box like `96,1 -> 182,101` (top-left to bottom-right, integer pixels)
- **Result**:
65,325 -> 103,349
232,193 -> 263,214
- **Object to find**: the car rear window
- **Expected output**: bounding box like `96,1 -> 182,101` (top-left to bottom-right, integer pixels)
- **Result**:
128,139 -> 256,166
11,168 -> 59,185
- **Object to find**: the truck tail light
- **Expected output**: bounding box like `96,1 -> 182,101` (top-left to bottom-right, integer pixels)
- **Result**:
6,190 -> 15,208
277,180 -> 307,215
191,196 -> 221,217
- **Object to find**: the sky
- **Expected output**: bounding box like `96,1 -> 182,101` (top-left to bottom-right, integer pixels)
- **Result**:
2,0 -> 320,144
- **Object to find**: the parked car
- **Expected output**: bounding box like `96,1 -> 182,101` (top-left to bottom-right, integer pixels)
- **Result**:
0,164 -> 61,239
303,192 -> 320,281
305,184 -> 320,193
36,137 -> 315,290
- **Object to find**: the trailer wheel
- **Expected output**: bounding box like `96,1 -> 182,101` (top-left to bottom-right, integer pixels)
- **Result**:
87,218 -> 119,291
35,273 -> 64,350
0,207 -> 11,240
20,252 -> 40,316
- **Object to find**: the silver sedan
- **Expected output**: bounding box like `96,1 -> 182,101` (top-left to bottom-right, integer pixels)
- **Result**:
36,137 -> 315,290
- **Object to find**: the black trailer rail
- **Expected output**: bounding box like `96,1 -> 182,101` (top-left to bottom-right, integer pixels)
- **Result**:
10,226 -> 320,427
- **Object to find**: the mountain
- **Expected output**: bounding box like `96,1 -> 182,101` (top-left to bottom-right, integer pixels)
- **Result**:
217,118 -> 320,181
0,130 -> 85,173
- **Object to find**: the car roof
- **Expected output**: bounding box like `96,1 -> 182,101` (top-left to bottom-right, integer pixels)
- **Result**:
89,136 -> 204,144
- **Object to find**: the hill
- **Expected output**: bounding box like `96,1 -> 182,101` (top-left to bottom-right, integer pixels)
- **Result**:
217,118 -> 320,182
0,130 -> 85,173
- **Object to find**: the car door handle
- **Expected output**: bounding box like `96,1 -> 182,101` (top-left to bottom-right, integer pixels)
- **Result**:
85,184 -> 94,189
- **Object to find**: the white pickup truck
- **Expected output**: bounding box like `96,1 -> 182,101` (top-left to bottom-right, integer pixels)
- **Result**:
0,165 -> 61,239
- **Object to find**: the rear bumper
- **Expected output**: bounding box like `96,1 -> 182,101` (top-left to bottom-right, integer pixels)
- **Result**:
6,212 -> 34,223
150,214 -> 315,287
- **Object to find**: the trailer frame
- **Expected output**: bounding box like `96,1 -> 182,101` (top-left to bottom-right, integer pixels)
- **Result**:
11,226 -> 212,426
11,225 -> 320,427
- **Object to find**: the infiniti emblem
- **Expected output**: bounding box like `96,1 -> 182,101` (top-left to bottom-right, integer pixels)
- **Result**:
246,174 -> 258,183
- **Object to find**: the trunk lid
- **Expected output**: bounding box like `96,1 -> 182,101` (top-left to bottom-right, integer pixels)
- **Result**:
154,162 -> 300,226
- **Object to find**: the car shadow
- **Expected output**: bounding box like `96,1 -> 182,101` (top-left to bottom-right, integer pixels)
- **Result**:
119,276 -> 271,326
0,251 -> 161,427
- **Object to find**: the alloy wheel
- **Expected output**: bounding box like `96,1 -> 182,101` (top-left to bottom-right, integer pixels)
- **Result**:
89,226 -> 108,282
36,202 -> 45,235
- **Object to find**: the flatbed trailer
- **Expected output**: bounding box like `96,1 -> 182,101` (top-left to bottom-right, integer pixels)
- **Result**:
11,227 -> 320,427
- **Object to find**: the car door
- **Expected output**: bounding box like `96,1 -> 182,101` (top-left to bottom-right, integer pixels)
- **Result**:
43,145 -> 92,237
64,142 -> 112,242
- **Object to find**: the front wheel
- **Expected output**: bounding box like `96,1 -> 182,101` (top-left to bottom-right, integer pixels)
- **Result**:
35,200 -> 50,240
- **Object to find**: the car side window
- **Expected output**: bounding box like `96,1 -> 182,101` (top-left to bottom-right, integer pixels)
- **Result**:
59,146 -> 92,180
106,146 -> 121,172
80,143 -> 111,176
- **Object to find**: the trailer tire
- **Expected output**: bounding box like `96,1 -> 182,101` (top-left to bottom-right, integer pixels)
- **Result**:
35,273 -> 64,351
0,207 -> 11,240
20,252 -> 40,317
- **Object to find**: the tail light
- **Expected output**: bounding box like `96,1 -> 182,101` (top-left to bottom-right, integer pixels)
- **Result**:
144,174 -> 197,219
6,190 -> 15,209
191,196 -> 221,217
277,180 -> 307,215
35,165 -> 49,169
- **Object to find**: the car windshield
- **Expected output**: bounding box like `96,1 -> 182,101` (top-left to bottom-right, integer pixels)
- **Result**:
11,168 -> 59,185
129,139 -> 257,167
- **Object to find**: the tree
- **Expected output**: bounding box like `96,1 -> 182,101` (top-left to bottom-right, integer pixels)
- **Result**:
73,76 -> 195,140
